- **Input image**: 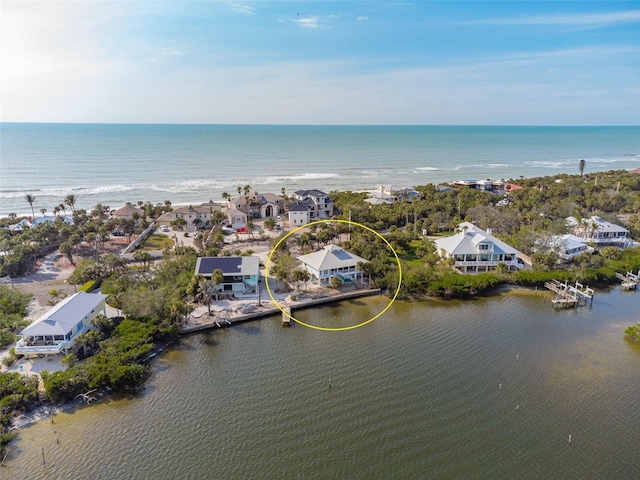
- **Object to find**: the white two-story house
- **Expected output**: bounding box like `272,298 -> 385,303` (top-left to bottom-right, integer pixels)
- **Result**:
434,222 -> 524,273
296,244 -> 368,285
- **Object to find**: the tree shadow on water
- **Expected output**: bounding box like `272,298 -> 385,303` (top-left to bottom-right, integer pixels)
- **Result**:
236,325 -> 262,335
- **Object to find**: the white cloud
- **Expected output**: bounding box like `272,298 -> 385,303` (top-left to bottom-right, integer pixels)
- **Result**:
357,16 -> 369,22
229,3 -> 255,15
294,16 -> 320,29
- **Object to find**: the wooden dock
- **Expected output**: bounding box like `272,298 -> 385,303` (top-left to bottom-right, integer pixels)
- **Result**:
179,288 -> 382,334
282,307 -> 292,326
544,280 -> 594,308
616,270 -> 639,291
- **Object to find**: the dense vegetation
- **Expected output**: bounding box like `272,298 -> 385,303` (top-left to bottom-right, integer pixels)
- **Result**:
0,286 -> 33,349
1,170 -> 640,452
0,373 -> 39,456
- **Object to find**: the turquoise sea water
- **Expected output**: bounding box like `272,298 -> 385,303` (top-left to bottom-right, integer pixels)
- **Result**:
1,123 -> 639,216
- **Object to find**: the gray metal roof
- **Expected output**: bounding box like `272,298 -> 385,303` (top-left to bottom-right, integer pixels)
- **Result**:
20,292 -> 107,337
297,245 -> 368,272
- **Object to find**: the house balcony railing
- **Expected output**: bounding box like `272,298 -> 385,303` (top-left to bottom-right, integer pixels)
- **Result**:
15,340 -> 68,355
454,259 -> 523,269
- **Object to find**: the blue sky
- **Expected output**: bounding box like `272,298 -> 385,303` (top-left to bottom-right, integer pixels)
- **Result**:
1,1 -> 639,125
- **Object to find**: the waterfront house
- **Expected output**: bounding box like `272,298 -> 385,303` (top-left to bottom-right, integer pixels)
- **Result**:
111,204 -> 145,220
296,244 -> 368,285
8,215 -> 73,233
229,192 -> 285,220
534,234 -> 594,262
195,256 -> 260,295
15,292 -> 108,357
365,185 -> 421,204
566,216 -> 632,248
155,202 -> 222,229
434,222 -> 524,272
452,179 -> 506,193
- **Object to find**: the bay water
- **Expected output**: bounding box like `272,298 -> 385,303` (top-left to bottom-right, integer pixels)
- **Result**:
5,288 -> 640,479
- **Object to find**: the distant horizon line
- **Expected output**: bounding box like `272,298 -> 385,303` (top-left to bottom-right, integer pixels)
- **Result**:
1,122 -> 639,128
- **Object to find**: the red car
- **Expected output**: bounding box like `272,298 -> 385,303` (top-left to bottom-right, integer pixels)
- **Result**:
235,227 -> 248,233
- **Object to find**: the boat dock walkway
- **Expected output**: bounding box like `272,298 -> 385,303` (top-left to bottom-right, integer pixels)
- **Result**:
179,288 -> 382,334
544,280 -> 594,308
616,270 -> 639,290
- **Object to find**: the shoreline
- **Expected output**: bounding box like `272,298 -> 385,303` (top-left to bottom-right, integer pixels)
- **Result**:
180,287 -> 384,334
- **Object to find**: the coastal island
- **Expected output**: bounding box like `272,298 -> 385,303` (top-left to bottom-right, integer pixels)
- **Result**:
1,168 -> 640,457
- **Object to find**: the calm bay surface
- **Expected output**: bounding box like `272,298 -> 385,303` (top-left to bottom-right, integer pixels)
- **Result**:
5,288 -> 640,479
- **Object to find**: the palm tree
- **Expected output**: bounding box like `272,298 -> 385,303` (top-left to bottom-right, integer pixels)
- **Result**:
221,192 -> 230,205
579,159 -> 586,176
40,208 -> 47,217
211,269 -> 224,301
58,203 -> 67,216
64,194 -> 77,213
25,193 -> 36,219
200,279 -> 214,315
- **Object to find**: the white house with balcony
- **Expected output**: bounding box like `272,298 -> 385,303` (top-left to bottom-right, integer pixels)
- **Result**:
296,244 -> 368,285
290,190 -> 334,225
535,234 -> 594,262
434,222 -> 524,273
566,216 -> 632,248
15,292 -> 108,357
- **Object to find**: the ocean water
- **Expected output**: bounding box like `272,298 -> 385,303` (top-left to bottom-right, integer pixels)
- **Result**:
1,123 -> 639,217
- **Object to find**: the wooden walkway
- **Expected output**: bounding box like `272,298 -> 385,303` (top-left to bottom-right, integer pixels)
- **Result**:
616,270 -> 639,291
544,280 -> 594,308
179,288 -> 382,334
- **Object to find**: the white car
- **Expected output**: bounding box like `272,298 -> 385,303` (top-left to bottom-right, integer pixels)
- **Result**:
160,225 -> 170,232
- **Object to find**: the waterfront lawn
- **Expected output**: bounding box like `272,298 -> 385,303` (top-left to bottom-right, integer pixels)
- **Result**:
398,240 -> 424,268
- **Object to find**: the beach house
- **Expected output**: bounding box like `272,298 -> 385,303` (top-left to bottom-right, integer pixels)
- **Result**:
111,204 -> 145,220
296,244 -> 368,285
434,222 -> 524,272
566,216 -> 632,248
15,292 -> 108,357
194,256 -> 260,295
364,185 -> 421,205
229,192 -> 285,220
156,202 -> 223,229
287,189 -> 334,226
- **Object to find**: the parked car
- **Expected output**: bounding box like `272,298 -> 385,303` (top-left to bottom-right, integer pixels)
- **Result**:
235,227 -> 248,233
275,224 -> 282,231
112,231 -> 125,237
160,225 -> 170,232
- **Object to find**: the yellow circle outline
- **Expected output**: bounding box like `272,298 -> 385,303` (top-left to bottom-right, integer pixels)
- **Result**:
265,219 -> 402,331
